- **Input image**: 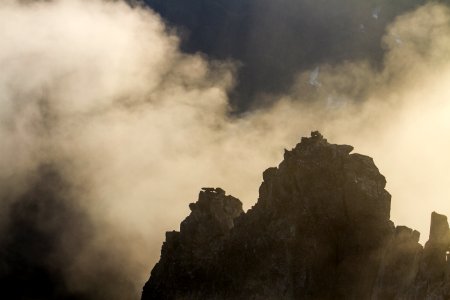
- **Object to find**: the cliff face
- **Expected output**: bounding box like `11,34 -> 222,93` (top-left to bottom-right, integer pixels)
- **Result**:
142,132 -> 450,300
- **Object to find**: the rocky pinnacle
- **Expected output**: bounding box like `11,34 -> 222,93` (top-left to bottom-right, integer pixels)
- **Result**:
142,132 -> 450,300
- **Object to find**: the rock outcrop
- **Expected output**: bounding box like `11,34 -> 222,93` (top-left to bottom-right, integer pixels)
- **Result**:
142,132 -> 450,300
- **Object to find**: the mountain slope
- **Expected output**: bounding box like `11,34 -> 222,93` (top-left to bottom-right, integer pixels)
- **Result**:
142,132 -> 450,299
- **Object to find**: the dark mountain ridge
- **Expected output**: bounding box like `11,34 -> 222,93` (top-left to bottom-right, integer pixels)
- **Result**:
143,132 -> 450,299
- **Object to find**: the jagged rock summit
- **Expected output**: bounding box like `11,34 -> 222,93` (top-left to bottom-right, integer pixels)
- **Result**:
142,132 -> 450,300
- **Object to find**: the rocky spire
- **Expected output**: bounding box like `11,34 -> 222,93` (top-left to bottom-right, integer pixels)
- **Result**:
142,132 -> 450,300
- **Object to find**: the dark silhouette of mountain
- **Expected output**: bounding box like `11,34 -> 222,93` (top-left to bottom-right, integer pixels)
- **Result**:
0,165 -> 135,300
0,165 -> 92,300
143,132 -> 450,299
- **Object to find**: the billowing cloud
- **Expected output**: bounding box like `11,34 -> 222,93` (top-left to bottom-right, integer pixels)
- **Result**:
144,0 -> 430,109
1,0 -> 450,299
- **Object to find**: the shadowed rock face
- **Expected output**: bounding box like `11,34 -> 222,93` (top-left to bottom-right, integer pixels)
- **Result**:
142,132 -> 450,300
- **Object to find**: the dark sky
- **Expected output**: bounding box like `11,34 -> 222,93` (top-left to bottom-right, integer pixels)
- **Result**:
144,0 -> 430,111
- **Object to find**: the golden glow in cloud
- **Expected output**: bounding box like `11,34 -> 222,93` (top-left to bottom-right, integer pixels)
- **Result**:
1,0 -> 450,298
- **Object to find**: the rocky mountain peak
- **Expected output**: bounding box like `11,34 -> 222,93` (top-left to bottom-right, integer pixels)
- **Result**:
293,130 -> 352,156
181,187 -> 243,244
142,132 -> 450,300
428,212 -> 449,243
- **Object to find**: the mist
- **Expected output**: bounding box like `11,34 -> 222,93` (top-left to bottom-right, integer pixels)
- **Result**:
144,0 -> 431,110
1,0 -> 450,299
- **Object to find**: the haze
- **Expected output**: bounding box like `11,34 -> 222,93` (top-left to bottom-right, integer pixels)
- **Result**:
1,0 -> 450,298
